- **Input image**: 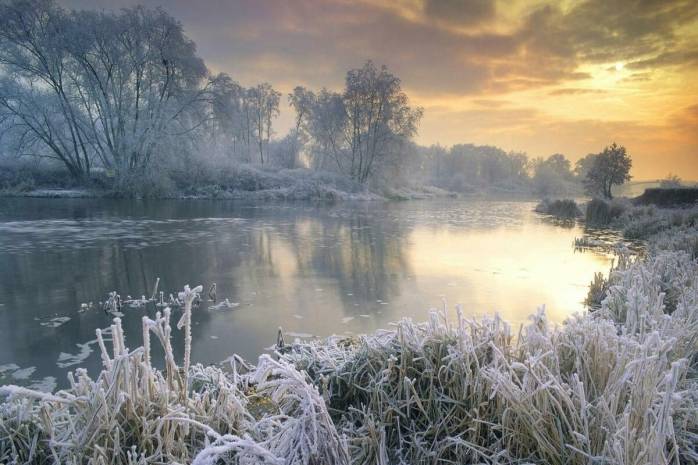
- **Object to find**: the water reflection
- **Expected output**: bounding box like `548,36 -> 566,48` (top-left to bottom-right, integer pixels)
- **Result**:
0,198 -> 612,388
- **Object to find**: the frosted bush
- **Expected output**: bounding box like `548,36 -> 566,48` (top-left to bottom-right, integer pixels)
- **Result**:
652,224 -> 698,259
601,249 -> 698,324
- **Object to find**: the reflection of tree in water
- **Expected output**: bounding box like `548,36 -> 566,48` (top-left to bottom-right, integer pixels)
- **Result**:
267,206 -> 413,304
0,199 -> 416,386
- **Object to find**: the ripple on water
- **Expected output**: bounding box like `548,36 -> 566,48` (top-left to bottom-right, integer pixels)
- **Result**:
0,217 -> 247,254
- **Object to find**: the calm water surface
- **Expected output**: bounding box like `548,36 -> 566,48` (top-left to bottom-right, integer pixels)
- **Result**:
0,198 -> 612,389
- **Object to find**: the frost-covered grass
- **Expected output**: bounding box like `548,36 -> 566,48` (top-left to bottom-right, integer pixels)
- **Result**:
281,238 -> 698,463
0,159 -> 460,202
584,197 -> 698,240
169,163 -> 460,202
381,184 -> 457,201
2,218 -> 698,464
535,198 -> 583,219
172,164 -> 378,201
619,204 -> 698,241
0,295 -> 347,464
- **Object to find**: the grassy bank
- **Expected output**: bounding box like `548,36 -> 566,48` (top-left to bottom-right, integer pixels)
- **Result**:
0,162 -> 459,202
1,157 -> 580,203
584,197 -> 698,242
1,209 -> 697,464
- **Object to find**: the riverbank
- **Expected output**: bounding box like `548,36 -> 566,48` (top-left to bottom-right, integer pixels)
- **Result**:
1,205 -> 696,464
0,163 -> 458,202
0,183 -> 512,202
0,161 -> 577,202
0,181 -> 454,202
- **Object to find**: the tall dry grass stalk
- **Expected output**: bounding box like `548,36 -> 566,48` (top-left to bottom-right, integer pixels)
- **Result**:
0,285 -> 347,465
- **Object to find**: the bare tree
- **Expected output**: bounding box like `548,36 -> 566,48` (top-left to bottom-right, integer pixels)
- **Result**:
287,86 -> 316,167
247,83 -> 280,165
305,89 -> 346,171
295,62 -> 422,183
0,0 -> 211,181
342,61 -> 422,183
209,73 -> 255,160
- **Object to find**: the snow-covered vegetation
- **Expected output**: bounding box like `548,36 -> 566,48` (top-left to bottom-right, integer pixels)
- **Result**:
584,198 -> 698,240
1,205 -> 697,463
535,198 -> 583,219
171,163 -> 379,201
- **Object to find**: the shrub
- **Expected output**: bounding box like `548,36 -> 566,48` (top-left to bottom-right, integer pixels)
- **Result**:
109,168 -> 176,198
584,198 -> 627,226
0,162 -> 76,191
535,198 -> 583,219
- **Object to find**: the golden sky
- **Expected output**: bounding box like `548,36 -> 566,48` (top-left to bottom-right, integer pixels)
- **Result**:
64,0 -> 698,179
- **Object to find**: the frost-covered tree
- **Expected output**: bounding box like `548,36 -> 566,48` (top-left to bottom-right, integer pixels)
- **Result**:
293,61 -> 422,183
574,153 -> 597,180
429,144 -> 530,192
583,143 -> 632,199
247,83 -> 280,165
287,86 -> 316,168
0,0 -> 211,181
342,61 -> 422,183
532,153 -> 575,196
208,73 -> 261,161
304,89 -> 345,171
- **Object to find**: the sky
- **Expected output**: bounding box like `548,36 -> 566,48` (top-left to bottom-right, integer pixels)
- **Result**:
61,0 -> 698,180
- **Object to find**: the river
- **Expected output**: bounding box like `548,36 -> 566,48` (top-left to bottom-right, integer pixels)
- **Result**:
0,197 -> 612,390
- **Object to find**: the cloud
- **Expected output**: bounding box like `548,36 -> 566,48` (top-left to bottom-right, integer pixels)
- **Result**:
684,104 -> 698,119
620,72 -> 653,82
49,0 -> 580,97
519,0 -> 698,66
670,103 -> 698,141
471,98 -> 509,107
627,50 -> 698,70
58,0 -> 698,93
548,88 -> 607,96
422,0 -> 495,26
